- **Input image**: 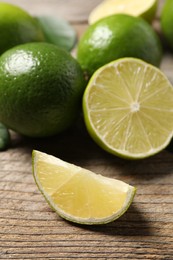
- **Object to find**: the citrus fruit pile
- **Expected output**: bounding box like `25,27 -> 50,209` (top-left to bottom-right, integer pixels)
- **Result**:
1,0 -> 173,225
75,1 -> 173,161
0,2 -> 85,139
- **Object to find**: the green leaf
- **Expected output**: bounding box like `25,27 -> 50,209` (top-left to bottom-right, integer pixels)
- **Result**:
36,15 -> 77,51
0,123 -> 10,151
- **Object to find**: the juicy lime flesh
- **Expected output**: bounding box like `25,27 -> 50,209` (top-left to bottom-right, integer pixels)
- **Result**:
33,150 -> 135,224
89,0 -> 157,24
83,58 -> 173,158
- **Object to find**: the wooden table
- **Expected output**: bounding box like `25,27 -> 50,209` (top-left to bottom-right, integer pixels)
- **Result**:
1,0 -> 173,259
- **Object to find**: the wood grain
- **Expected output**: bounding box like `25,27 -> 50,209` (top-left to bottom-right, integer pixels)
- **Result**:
0,0 -> 173,259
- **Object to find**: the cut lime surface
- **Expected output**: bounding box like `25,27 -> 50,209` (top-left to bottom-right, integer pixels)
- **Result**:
32,150 -> 136,225
89,0 -> 157,24
83,58 -> 173,159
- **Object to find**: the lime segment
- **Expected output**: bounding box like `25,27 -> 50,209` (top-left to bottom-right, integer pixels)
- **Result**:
33,150 -> 136,225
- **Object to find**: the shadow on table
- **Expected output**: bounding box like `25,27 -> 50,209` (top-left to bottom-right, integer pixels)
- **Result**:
69,203 -> 153,237
9,116 -> 173,181
8,119 -> 172,239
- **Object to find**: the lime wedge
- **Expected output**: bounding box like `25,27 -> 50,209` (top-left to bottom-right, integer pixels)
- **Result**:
32,150 -> 136,225
83,58 -> 173,159
89,0 -> 157,24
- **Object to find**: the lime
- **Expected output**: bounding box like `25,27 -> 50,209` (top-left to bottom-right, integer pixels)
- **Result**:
77,14 -> 162,77
0,42 -> 85,137
161,0 -> 173,51
0,123 -> 10,151
0,2 -> 44,55
32,150 -> 136,225
89,0 -> 158,24
83,58 -> 173,159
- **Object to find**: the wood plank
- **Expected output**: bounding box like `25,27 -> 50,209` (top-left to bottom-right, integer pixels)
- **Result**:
1,130 -> 173,259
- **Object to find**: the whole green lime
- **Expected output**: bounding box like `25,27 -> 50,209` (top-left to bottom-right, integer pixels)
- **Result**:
0,2 -> 44,55
0,42 -> 85,137
161,0 -> 173,50
77,14 -> 162,77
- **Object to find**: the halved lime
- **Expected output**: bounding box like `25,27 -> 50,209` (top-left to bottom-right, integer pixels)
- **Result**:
32,150 -> 136,225
89,0 -> 157,24
83,58 -> 173,159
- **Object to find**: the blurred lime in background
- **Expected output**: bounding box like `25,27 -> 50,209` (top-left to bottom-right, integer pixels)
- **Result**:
161,0 -> 173,51
77,14 -> 162,77
0,2 -> 44,55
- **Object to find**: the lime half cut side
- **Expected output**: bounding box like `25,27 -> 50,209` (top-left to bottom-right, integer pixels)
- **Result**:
32,150 -> 136,225
83,58 -> 173,159
89,0 -> 157,24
